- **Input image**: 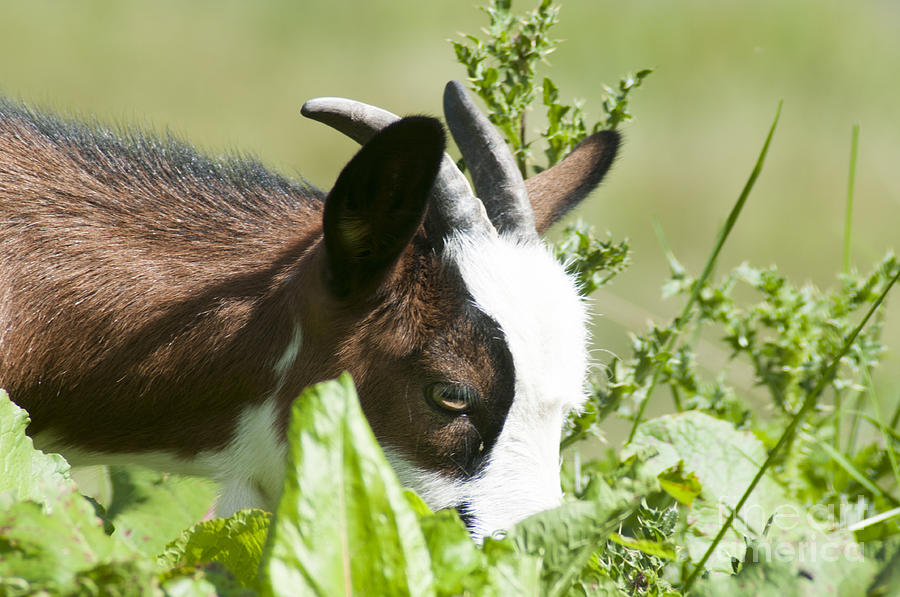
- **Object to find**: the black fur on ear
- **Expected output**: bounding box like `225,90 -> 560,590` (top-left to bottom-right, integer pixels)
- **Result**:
525,129 -> 620,234
323,116 -> 445,299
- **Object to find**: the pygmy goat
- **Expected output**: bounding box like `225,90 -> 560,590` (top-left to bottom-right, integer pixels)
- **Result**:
0,81 -> 619,539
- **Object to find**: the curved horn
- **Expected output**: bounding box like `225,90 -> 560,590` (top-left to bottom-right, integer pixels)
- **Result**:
301,97 -> 493,240
300,97 -> 397,145
442,81 -> 537,242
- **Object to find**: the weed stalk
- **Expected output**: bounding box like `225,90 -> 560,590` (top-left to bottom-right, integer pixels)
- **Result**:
682,264 -> 900,592
626,102 -> 782,444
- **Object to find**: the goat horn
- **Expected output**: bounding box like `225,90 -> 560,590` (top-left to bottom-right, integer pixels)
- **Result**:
301,97 -> 494,241
442,81 -> 537,242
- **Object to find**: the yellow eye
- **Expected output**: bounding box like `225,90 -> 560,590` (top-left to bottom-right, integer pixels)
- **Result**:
425,383 -> 478,414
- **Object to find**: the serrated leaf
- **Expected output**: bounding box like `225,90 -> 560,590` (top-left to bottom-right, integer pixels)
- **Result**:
162,562 -> 256,597
483,66 -> 499,87
72,559 -> 164,596
0,389 -> 72,502
509,497 -> 637,597
658,461 -> 703,506
161,509 -> 271,588
257,373 -> 434,597
542,77 -> 558,104
608,533 -> 677,560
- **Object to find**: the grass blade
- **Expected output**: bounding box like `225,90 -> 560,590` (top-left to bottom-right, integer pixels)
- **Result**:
812,436 -> 898,505
891,394 -> 900,431
626,101 -> 783,444
836,124 -> 860,451
844,410 -> 900,444
847,506 -> 900,533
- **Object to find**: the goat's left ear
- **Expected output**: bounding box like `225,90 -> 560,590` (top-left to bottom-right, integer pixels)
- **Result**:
323,116 -> 445,299
525,130 -> 621,235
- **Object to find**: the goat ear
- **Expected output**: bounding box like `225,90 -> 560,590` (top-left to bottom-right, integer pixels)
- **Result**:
323,116 -> 445,299
525,130 -> 621,235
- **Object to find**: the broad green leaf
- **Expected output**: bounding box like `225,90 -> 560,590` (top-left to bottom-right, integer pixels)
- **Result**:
161,509 -> 271,587
480,536 -> 542,597
692,556 -> 803,597
162,563 -> 256,597
419,510 -> 485,596
257,373 -> 434,597
657,461 -> 703,506
509,497 -> 636,597
106,465 -> 218,556
0,389 -> 72,502
625,412 -> 790,572
0,495 -> 124,590
694,534 -> 874,597
0,390 -> 140,591
628,412 -> 874,591
417,508 -> 540,597
403,488 -> 434,518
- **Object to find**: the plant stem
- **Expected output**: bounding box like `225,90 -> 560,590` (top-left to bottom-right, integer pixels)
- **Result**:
671,385 -> 684,413
834,388 -> 843,452
682,264 -> 900,592
626,101 -> 782,444
846,388 -> 865,455
518,111 -> 528,177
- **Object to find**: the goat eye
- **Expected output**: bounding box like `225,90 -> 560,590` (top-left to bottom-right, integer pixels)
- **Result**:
425,382 -> 478,414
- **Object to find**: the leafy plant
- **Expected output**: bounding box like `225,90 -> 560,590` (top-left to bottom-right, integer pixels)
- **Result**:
0,377 -> 651,596
0,390 -> 231,596
450,2 -> 899,594
2,1 -> 899,596
553,120 -> 899,595
452,0 -> 651,175
552,220 -> 631,296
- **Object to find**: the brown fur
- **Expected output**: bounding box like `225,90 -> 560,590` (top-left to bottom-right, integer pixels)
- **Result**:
0,101 -> 511,480
0,104 -> 321,454
526,130 -> 620,234
0,97 -> 616,487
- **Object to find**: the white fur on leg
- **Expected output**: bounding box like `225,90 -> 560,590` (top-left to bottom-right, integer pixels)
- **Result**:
197,398 -> 288,516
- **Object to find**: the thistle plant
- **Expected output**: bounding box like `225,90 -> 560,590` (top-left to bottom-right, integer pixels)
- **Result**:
452,0 -> 651,176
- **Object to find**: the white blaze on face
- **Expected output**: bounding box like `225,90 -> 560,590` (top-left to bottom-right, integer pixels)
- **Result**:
443,231 -> 589,539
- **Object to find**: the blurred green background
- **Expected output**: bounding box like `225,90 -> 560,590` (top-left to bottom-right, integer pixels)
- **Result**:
2,0 -> 898,436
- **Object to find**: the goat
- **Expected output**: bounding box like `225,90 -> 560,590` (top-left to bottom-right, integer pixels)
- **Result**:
0,81 -> 619,539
